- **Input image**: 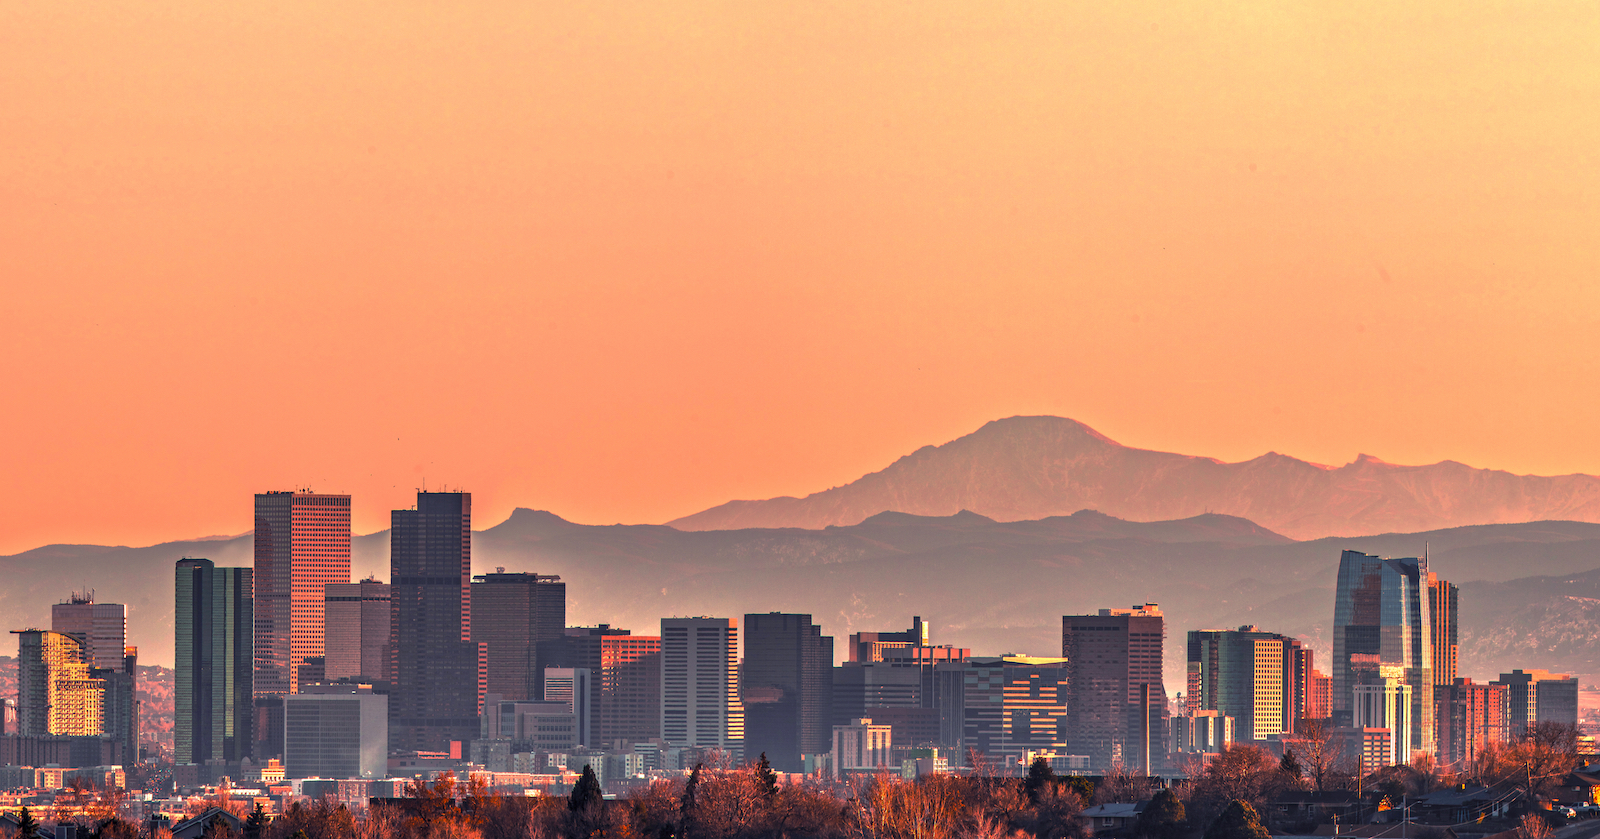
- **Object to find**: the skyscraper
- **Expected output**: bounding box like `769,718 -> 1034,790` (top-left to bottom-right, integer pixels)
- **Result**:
175,558 -> 254,765
1493,669 -> 1579,735
936,655 -> 1070,767
545,626 -> 663,745
742,613 -> 833,772
1436,678 -> 1509,771
1429,573 -> 1459,685
324,579 -> 391,684
253,491 -> 351,697
1332,550 -> 1435,756
14,630 -> 103,737
471,571 -> 566,701
661,617 -> 744,758
51,593 -> 127,671
1186,627 -> 1304,742
1063,604 -> 1166,772
390,491 -> 483,751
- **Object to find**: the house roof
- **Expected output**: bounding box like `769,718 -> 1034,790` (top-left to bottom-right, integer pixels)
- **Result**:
1083,802 -> 1148,819
171,807 -> 244,839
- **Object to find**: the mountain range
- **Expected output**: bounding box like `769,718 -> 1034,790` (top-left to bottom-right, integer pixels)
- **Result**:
669,416 -> 1600,540
8,509 -> 1600,694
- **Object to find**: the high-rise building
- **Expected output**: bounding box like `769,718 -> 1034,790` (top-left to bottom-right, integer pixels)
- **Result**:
175,558 -> 254,765
831,718 -> 892,779
1493,669 -> 1580,736
1187,627 -> 1304,742
936,655 -> 1070,768
324,579 -> 391,684
390,491 -> 484,752
1063,604 -> 1167,772
97,648 -> 140,764
660,617 -> 744,758
1429,574 -> 1459,685
1351,667 -> 1413,767
1332,551 -> 1435,756
283,685 -> 387,779
847,617 -> 929,663
51,594 -> 127,671
1436,678 -> 1510,771
253,491 -> 351,697
545,627 -> 664,745
470,571 -> 566,701
743,613 -> 833,773
1292,648 -> 1332,725
14,630 -> 103,737
542,667 -> 593,747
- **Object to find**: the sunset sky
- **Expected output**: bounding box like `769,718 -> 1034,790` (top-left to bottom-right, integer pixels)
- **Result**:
3,0 -> 1598,554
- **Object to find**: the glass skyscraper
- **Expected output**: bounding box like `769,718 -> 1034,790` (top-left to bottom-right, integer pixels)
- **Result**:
175,558 -> 254,764
1332,550 -> 1434,757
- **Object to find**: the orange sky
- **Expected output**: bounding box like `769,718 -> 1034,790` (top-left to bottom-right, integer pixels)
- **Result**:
3,0 -> 1598,555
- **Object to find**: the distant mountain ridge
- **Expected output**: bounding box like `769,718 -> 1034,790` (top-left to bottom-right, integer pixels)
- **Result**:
668,416 -> 1600,539
11,508 -> 1600,690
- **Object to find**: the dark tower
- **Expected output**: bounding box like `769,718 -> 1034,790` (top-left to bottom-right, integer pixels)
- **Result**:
389,491 -> 482,751
1062,604 -> 1166,772
742,613 -> 833,772
470,571 -> 566,701
175,558 -> 254,764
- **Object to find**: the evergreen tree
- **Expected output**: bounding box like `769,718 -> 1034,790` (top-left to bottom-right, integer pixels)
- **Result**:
677,762 -> 703,839
569,764 -> 603,812
1024,757 -> 1056,803
15,807 -> 38,839
244,803 -> 267,839
1138,787 -> 1187,839
1204,800 -> 1271,839
1280,748 -> 1304,780
756,753 -> 778,798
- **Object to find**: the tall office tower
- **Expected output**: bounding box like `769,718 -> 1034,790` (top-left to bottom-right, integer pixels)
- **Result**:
548,627 -> 663,745
1332,550 -> 1435,756
390,491 -> 483,751
324,579 -> 392,684
833,645 -> 967,750
1063,604 -> 1167,772
847,617 -> 929,663
1351,666 -> 1413,767
1187,626 -> 1304,742
1292,648 -> 1331,728
96,648 -> 140,763
1436,678 -> 1510,771
660,617 -> 744,758
254,491 -> 352,697
470,571 -> 566,701
743,613 -> 834,772
51,593 -> 127,671
175,558 -> 255,765
14,630 -> 104,737
935,655 -> 1070,767
1493,669 -> 1580,735
1429,573 -> 1459,685
542,667 -> 593,746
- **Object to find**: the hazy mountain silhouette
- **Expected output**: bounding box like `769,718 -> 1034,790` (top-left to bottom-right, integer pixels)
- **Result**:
8,508 -> 1600,688
668,416 -> 1600,540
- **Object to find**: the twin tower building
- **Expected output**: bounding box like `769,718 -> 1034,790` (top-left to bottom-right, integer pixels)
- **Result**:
177,490 -> 529,766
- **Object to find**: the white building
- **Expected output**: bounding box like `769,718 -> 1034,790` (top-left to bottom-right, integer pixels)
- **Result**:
831,718 -> 892,779
284,685 -> 387,779
661,617 -> 744,759
1353,678 -> 1413,766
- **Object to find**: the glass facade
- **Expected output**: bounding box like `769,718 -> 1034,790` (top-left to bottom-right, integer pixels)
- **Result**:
1332,550 -> 1434,758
